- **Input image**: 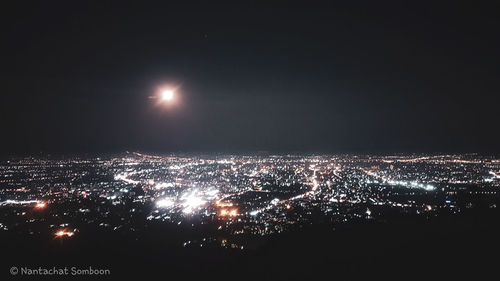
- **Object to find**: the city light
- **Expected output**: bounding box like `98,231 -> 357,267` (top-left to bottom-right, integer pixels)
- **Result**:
34,202 -> 46,209
219,208 -> 239,217
55,229 -> 74,238
181,190 -> 206,214
156,198 -> 175,208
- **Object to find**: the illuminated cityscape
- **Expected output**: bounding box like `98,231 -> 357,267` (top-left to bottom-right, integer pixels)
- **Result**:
1,152 -> 499,248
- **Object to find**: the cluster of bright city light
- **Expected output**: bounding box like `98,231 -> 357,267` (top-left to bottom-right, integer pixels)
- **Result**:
386,180 -> 435,191
219,208 -> 238,217
154,187 -> 219,215
156,198 -> 175,208
181,190 -> 206,214
114,173 -> 140,185
55,229 -> 74,237
35,202 -> 46,209
0,200 -> 39,206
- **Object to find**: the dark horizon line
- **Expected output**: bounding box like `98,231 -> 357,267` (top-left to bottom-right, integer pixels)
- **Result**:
1,149 -> 499,159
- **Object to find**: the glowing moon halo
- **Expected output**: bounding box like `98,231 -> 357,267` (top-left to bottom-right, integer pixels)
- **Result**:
152,85 -> 180,109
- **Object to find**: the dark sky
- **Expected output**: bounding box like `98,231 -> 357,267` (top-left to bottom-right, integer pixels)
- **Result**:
2,1 -> 499,155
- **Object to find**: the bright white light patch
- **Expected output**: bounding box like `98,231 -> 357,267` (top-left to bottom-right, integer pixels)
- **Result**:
156,198 -> 175,208
183,194 -> 205,208
180,190 -> 206,214
424,184 -> 435,191
161,90 -> 174,101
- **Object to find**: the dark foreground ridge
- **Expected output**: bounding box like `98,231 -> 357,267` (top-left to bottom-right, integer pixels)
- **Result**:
2,208 -> 499,281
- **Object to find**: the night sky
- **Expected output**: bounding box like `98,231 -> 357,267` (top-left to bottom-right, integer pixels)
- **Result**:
2,2 -> 499,155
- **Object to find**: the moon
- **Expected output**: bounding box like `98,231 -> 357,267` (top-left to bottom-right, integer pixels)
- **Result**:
161,90 -> 174,102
